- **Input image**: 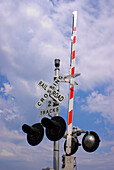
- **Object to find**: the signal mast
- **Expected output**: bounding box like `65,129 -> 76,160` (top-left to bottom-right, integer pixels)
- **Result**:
22,11 -> 100,170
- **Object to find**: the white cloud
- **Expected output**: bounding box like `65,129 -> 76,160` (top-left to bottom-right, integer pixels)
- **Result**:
0,119 -> 53,169
76,146 -> 114,170
0,83 -> 13,96
0,96 -> 20,121
0,149 -> 14,157
81,90 -> 114,123
0,119 -> 23,141
25,6 -> 40,18
100,140 -> 114,148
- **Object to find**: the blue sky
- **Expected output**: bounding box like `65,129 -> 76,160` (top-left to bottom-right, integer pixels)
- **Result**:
0,0 -> 114,169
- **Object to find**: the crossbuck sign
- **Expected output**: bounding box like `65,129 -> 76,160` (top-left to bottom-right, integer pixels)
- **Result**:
35,75 -> 65,109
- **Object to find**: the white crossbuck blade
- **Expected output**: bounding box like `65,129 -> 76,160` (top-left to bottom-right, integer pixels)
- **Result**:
35,75 -> 65,109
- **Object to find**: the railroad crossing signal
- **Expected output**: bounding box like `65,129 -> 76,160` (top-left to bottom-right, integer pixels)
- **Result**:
22,11 -> 101,170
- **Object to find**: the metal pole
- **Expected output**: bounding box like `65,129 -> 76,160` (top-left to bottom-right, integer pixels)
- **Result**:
53,59 -> 60,170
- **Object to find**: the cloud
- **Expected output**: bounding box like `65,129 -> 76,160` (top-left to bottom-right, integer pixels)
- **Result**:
0,118 -> 53,169
81,90 -> 114,123
0,83 -> 13,96
0,150 -> 14,157
0,0 -> 113,103
76,146 -> 114,170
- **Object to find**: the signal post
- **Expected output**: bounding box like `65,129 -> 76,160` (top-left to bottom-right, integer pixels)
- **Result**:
53,59 -> 60,170
22,11 -> 100,170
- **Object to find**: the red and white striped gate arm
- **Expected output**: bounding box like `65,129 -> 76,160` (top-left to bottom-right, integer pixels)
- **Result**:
66,11 -> 77,155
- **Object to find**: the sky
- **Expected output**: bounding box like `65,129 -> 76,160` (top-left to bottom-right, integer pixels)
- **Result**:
0,0 -> 114,169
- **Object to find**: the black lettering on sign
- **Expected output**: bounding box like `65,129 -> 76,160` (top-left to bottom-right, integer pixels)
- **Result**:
49,109 -> 52,113
38,80 -> 48,90
38,80 -> 42,86
40,111 -> 42,115
37,93 -> 49,109
40,98 -> 45,103
47,88 -> 53,95
43,84 -> 48,90
53,82 -> 57,87
46,110 -> 49,114
37,101 -> 41,106
52,91 -> 63,100
52,91 -> 58,98
53,108 -> 56,112
58,75 -> 63,80
58,96 -> 64,102
56,107 -> 59,112
49,85 -> 55,90
40,110 -> 45,115
41,82 -> 44,88
47,100 -> 52,107
50,90 -> 64,102
53,76 -> 63,87
41,83 -> 48,90
43,110 -> 45,115
44,93 -> 48,98
54,78 -> 60,85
